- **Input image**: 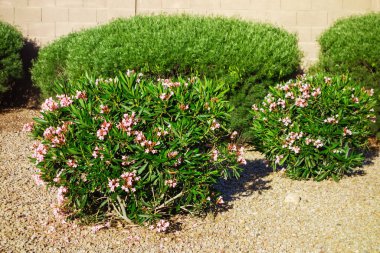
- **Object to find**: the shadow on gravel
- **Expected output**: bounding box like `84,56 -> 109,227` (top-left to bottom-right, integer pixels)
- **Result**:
213,157 -> 273,213
0,39 -> 40,109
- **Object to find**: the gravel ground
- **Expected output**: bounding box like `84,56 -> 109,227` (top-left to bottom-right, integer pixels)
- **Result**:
1,109 -> 379,253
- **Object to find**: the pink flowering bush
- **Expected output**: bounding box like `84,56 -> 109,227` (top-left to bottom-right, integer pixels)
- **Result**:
251,74 -> 376,181
27,71 -> 243,226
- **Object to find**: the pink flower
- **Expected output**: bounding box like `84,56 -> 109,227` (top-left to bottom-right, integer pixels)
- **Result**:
343,127 -> 352,136
179,104 -> 189,111
41,97 -> 59,112
314,139 -> 323,148
237,156 -> 247,165
312,87 -> 321,97
156,220 -> 170,233
285,92 -> 295,99
165,179 -> 177,188
100,105 -> 110,114
167,151 -> 179,159
32,173 -> 45,186
324,115 -> 339,124
351,95 -> 359,104
275,155 -> 284,165
230,131 -> 238,140
277,99 -> 286,109
295,97 -> 308,108
57,186 -> 68,206
67,159 -> 78,168
211,149 -> 219,161
291,146 -> 300,154
31,142 -> 48,163
216,196 -> 224,205
305,138 -> 313,145
56,94 -> 73,107
108,178 -> 120,192
251,104 -> 258,111
97,128 -> 108,140
210,120 -> 220,131
22,122 -> 34,132
324,77 -> 332,84
228,143 -> 237,152
75,90 -> 87,100
280,117 -> 292,126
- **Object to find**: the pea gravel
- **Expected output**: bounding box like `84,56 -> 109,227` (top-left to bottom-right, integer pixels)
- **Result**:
0,109 -> 379,253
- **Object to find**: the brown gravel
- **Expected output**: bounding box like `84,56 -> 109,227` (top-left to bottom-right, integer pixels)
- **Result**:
1,109 -> 379,252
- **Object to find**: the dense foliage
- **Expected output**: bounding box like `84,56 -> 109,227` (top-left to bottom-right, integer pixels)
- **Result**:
25,71 -> 244,228
251,74 -> 376,181
31,14 -> 302,140
0,21 -> 23,96
315,13 -> 380,138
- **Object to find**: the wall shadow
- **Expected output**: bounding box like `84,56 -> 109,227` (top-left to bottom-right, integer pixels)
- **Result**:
0,39 -> 40,108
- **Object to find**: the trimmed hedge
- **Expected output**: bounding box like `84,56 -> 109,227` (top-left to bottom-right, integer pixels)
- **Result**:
0,21 -> 23,96
315,13 -> 380,138
31,15 -> 302,140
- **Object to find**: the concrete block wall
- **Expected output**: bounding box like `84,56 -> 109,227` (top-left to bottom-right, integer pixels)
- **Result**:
0,0 -> 378,65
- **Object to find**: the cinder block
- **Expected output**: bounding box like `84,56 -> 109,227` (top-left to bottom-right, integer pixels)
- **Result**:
288,26 -> 312,42
15,7 -> 41,22
299,41 -> 319,63
28,22 -> 55,37
297,11 -> 328,26
107,8 -> 134,19
0,0 -> 12,7
137,0 -> 161,9
221,0 -> 251,10
42,7 -> 69,22
69,8 -> 97,22
56,0 -> 83,7
84,0 -> 107,8
34,36 -> 55,46
311,0 -> 342,10
250,0 -> 281,10
55,21 -> 73,36
107,0 -> 135,8
266,10 -> 297,26
162,0 -> 190,9
209,9 -> 243,18
96,8 -> 108,23
343,0 -> 371,10
28,0 -> 56,7
70,22 -> 97,32
3,0 -> 28,7
190,0 -> 220,9
136,9 -> 161,15
0,7 -> 14,22
281,0 -> 312,10
311,27 -> 325,42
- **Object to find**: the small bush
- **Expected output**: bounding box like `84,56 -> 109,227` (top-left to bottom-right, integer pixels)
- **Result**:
31,14 -> 302,140
31,33 -> 78,99
251,74 -> 376,181
315,13 -> 380,138
26,71 -> 244,228
0,21 -> 23,96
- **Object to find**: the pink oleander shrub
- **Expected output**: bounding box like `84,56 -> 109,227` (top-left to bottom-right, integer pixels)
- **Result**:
251,74 -> 376,181
25,71 -> 243,229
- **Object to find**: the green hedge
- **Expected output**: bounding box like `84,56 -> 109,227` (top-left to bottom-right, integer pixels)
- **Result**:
0,21 -> 23,96
31,15 -> 302,140
315,13 -> 380,138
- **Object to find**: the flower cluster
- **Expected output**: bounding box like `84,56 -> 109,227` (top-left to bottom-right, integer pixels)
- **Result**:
31,142 -> 48,163
117,112 -> 138,135
97,121 -> 112,140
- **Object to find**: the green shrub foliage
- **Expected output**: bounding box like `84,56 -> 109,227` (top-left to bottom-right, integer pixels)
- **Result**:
251,74 -> 376,181
0,21 -> 23,95
26,71 -> 244,228
316,13 -> 380,137
31,14 -> 302,140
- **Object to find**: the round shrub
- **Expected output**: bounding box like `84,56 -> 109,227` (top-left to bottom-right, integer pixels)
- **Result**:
251,74 -> 376,181
31,14 -> 302,141
26,71 -> 244,227
316,13 -> 380,138
0,21 -> 23,96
